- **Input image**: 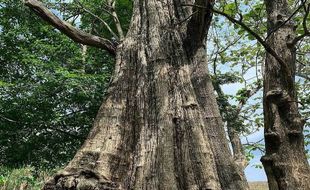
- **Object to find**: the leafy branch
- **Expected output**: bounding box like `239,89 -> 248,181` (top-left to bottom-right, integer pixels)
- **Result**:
210,8 -> 291,77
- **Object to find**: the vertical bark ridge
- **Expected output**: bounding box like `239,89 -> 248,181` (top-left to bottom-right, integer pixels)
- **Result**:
190,48 -> 249,190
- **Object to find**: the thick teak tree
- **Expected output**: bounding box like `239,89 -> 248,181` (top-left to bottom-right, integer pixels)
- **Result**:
25,0 -> 249,189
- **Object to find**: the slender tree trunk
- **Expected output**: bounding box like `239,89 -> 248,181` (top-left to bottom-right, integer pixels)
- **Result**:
41,1 -> 248,189
262,1 -> 310,189
226,123 -> 247,171
213,82 -> 248,172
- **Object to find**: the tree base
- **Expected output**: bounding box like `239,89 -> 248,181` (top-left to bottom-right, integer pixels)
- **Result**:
44,170 -> 118,190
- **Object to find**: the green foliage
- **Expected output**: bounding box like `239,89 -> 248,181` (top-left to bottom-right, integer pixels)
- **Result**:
210,0 -> 265,137
0,1 -> 116,168
212,72 -> 243,85
0,166 -> 56,190
244,143 -> 265,162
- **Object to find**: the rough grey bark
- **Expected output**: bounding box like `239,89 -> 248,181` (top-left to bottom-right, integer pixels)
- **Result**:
26,0 -> 249,189
262,1 -> 310,189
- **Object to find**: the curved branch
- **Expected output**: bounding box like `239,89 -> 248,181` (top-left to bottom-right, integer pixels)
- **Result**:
24,0 -> 117,55
181,3 -> 291,76
107,0 -> 124,40
211,8 -> 292,77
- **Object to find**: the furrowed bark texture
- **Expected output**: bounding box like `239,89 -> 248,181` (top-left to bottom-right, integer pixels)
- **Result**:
262,1 -> 310,189
42,0 -> 248,189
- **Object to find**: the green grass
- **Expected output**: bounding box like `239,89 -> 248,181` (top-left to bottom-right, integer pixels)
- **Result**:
0,166 -> 55,190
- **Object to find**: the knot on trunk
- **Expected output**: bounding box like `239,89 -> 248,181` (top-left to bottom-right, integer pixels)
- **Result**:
264,131 -> 282,149
78,151 -> 100,170
261,153 -> 278,164
265,89 -> 290,106
266,89 -> 305,132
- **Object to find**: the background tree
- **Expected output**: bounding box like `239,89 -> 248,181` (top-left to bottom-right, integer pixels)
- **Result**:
211,0 -> 310,188
262,0 -> 310,189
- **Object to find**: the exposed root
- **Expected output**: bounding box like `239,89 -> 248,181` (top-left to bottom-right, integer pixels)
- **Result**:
43,170 -> 118,190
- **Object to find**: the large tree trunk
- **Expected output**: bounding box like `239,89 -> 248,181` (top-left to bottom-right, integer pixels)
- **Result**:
42,1 -> 248,189
262,1 -> 310,189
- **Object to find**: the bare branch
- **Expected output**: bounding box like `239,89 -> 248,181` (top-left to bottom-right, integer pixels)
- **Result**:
296,72 -> 310,80
24,0 -> 117,55
106,0 -> 124,40
46,126 -> 85,139
0,114 -> 18,123
76,0 -> 119,40
218,35 -> 243,54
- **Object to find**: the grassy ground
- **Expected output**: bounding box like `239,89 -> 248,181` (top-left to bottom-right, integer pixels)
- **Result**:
0,166 -> 55,190
249,182 -> 269,190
